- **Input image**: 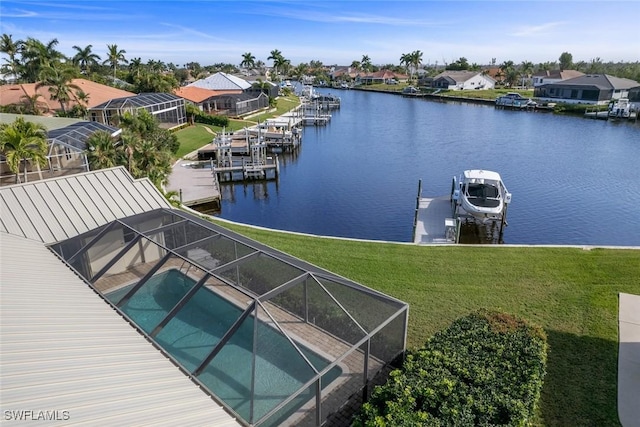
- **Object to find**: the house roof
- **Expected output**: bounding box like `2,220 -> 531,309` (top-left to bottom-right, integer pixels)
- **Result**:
188,72 -> 252,91
174,86 -> 241,103
0,167 -> 239,426
532,69 -> 584,80
0,112 -> 84,131
0,79 -> 136,113
0,167 -> 170,244
543,74 -> 640,90
434,70 -> 483,83
0,231 -> 238,427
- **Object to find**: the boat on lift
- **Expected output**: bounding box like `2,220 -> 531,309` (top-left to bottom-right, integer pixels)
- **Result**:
452,170 -> 511,222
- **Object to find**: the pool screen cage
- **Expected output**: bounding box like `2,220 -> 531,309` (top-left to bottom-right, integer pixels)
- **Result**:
49,208 -> 408,426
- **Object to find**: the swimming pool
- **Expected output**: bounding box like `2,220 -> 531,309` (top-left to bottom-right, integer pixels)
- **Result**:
106,269 -> 342,425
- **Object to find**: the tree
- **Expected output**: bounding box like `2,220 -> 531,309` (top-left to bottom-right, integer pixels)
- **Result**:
72,44 -> 101,74
19,93 -> 48,115
104,44 -> 128,79
0,117 -> 49,183
520,61 -> 534,88
0,33 -> 23,82
559,52 -> 573,71
268,49 -> 284,77
86,130 -> 117,170
35,66 -> 81,114
361,55 -> 372,73
21,37 -> 64,82
240,52 -> 256,69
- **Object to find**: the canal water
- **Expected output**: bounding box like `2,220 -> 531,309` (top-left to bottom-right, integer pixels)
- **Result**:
212,88 -> 640,246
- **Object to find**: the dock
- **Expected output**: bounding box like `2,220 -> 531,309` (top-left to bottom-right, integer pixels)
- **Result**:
413,195 -> 457,244
167,159 -> 221,208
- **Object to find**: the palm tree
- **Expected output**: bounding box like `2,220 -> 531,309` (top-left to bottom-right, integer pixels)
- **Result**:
350,60 -> 361,71
104,44 -> 128,80
0,33 -> 23,82
36,66 -> 81,114
361,55 -> 372,73
409,50 -> 423,82
19,93 -> 48,115
128,57 -> 144,79
399,53 -> 411,79
85,130 -> 117,170
21,37 -> 64,82
519,61 -> 534,88
72,44 -> 101,74
241,52 -> 256,69
0,117 -> 49,183
268,49 -> 284,78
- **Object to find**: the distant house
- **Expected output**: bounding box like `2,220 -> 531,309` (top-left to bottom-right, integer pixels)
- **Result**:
428,71 -> 495,90
330,67 -> 358,81
174,86 -> 242,114
0,113 -> 119,185
534,74 -> 640,105
0,79 -> 136,115
205,92 -> 269,117
246,80 -> 279,99
89,93 -> 187,129
532,70 -> 584,87
357,70 -> 409,85
187,72 -> 252,91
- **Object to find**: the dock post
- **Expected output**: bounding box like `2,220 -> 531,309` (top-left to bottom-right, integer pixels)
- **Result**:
499,203 -> 509,240
412,179 -> 422,242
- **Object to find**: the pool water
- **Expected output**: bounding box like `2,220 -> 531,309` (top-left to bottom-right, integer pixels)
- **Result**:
106,269 -> 342,424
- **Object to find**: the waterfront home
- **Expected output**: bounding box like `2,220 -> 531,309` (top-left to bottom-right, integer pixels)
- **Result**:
534,74 -> 640,105
204,92 -> 270,117
357,69 -> 409,85
187,71 -> 252,91
0,78 -> 135,116
425,70 -> 496,90
0,166 -> 408,427
175,86 -> 242,114
0,113 -> 119,186
532,69 -> 584,87
89,93 -> 187,129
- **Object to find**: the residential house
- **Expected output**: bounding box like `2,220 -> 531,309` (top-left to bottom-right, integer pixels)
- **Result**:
0,79 -> 135,115
206,92 -> 270,117
187,71 -> 252,92
357,70 -> 409,85
428,71 -> 496,90
532,69 -> 585,87
0,113 -> 119,186
534,74 -> 640,105
89,93 -> 187,129
174,86 -> 242,114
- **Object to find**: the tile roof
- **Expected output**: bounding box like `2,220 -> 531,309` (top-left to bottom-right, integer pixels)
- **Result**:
174,86 -> 241,103
187,72 -> 252,91
0,167 -> 170,244
532,69 -> 584,80
546,74 -> 640,89
0,79 -> 136,113
434,70 -> 482,83
0,232 -> 238,427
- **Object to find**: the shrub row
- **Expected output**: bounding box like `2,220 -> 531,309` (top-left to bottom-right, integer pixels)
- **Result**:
355,309 -> 547,426
186,104 -> 230,127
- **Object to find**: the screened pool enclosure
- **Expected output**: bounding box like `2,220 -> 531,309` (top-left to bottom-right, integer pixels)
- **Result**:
50,208 -> 408,426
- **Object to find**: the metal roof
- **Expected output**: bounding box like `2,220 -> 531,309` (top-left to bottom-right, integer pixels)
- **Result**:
188,72 -> 252,91
0,167 -> 170,244
47,121 -> 121,152
0,231 -> 239,427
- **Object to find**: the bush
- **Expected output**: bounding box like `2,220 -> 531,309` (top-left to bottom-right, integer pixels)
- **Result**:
185,104 -> 229,127
354,310 -> 547,426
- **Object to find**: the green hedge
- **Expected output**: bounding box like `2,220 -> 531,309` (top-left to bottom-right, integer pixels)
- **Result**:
186,104 -> 229,127
355,310 -> 547,426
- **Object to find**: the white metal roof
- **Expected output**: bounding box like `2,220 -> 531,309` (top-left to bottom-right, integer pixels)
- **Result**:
0,231 -> 238,426
0,167 -> 171,244
463,169 -> 502,182
188,72 -> 252,91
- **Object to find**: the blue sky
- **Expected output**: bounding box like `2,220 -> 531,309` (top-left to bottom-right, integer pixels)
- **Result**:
1,0 -> 639,67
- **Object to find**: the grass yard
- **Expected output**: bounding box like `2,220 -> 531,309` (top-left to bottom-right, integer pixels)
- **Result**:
205,220 -> 640,426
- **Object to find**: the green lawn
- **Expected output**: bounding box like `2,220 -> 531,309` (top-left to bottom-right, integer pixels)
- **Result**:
204,220 -> 640,426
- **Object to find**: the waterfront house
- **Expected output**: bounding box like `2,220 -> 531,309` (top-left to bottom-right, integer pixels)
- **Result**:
0,113 -> 119,186
534,74 -> 640,105
0,78 -> 135,116
204,92 -> 270,117
532,69 -> 585,87
357,70 -> 409,85
428,70 -> 496,90
89,93 -> 187,129
175,86 -> 242,114
0,166 -> 408,427
187,71 -> 252,91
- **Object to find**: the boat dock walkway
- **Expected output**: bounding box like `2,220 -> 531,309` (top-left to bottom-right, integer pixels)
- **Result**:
413,195 -> 456,244
167,159 -> 221,208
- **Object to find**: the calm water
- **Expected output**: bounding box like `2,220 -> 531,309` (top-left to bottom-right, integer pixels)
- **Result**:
213,88 -> 640,246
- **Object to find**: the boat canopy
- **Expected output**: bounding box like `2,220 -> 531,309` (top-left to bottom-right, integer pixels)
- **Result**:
463,169 -> 502,182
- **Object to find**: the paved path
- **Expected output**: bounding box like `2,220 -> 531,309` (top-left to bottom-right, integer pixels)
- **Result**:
618,293 -> 640,427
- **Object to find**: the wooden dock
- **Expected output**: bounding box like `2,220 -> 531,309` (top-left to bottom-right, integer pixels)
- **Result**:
167,159 -> 221,208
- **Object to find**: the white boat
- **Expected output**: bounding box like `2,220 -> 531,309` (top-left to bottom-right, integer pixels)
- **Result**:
495,92 -> 536,108
608,98 -> 633,119
452,170 -> 511,222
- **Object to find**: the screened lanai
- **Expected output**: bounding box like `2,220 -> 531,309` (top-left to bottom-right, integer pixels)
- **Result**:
89,93 -> 187,129
49,208 -> 408,427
